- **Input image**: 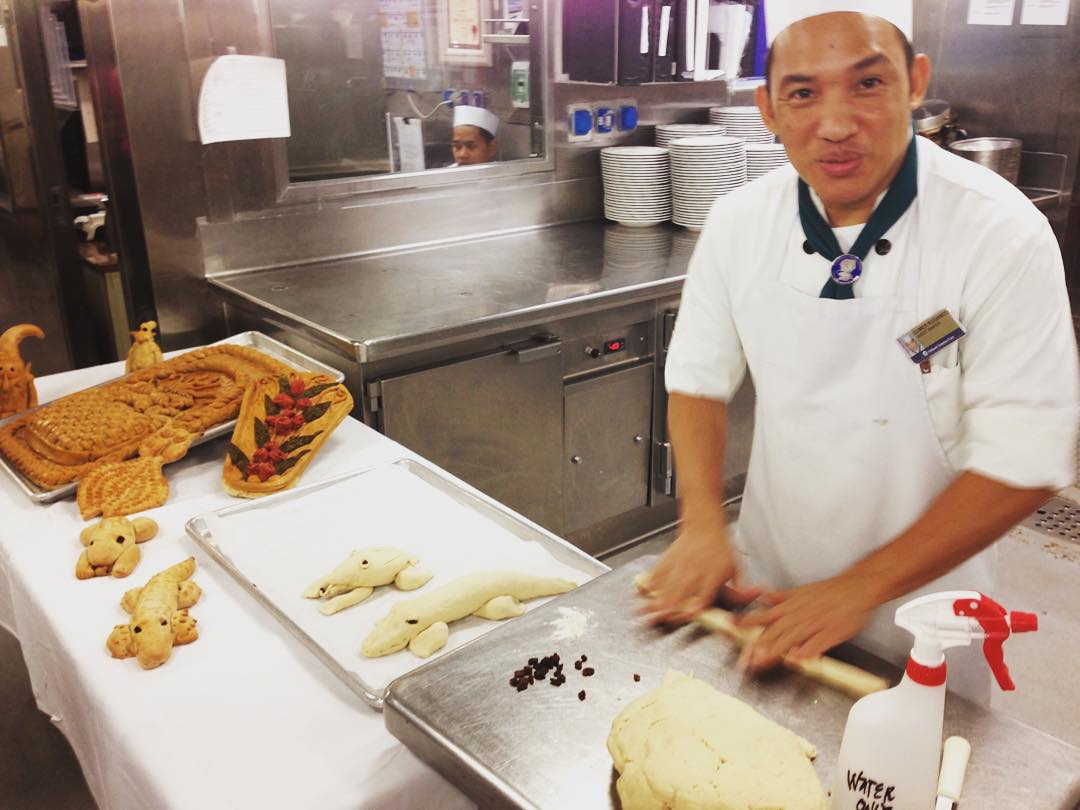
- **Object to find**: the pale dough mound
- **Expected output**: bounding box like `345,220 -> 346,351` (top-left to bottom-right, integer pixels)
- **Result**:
607,671 -> 827,810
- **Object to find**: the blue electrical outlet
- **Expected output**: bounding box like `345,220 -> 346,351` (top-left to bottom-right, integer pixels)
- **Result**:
618,102 -> 639,132
567,105 -> 594,142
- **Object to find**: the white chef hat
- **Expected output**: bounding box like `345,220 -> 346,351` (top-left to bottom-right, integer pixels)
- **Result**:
765,0 -> 913,46
453,105 -> 500,137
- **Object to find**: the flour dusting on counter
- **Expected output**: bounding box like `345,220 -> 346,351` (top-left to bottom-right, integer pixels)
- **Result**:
551,607 -> 589,640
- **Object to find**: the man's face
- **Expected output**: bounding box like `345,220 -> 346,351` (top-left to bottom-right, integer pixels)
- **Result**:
452,125 -> 497,165
756,13 -> 930,223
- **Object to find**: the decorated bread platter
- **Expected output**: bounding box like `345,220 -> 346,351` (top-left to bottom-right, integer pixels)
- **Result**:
0,331 -> 344,504
184,457 -> 608,710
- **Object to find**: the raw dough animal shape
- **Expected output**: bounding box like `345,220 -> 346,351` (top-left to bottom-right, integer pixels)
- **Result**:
76,516 -> 158,579
77,455 -> 169,520
106,557 -> 202,670
0,324 -> 44,419
608,670 -> 827,810
125,320 -> 164,373
302,547 -> 433,615
361,571 -> 577,659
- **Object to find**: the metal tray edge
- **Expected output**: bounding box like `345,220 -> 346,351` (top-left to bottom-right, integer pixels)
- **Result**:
184,456 -> 606,712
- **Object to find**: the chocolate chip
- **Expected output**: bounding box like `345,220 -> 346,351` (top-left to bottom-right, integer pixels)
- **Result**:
578,690 -> 586,701
583,667 -> 594,677
406,619 -> 418,625
633,674 -> 641,682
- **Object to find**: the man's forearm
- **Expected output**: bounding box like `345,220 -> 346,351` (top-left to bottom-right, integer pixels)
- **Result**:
668,392 -> 728,527
846,471 -> 1052,604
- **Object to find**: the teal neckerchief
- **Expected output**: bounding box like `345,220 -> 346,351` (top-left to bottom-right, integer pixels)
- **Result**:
798,132 -> 919,300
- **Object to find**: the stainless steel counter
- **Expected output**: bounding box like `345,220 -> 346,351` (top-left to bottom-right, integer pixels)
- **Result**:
208,222 -> 694,362
384,556 -> 1080,809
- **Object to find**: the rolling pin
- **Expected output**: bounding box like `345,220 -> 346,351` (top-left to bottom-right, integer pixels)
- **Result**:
635,574 -> 889,698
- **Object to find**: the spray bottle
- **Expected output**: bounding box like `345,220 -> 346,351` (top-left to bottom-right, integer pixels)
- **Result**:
830,591 -> 1037,810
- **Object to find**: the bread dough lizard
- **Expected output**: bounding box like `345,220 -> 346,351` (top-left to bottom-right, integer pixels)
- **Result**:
302,547 -> 433,615
361,571 -> 577,658
608,670 -> 827,810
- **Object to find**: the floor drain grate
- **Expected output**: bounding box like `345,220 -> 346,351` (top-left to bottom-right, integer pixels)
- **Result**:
1021,495 -> 1080,544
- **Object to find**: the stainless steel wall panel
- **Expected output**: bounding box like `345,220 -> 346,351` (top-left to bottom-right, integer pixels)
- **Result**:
105,0 -> 224,350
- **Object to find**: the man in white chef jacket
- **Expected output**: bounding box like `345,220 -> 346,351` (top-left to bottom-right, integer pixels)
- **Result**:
642,0 -> 1079,700
451,105 -> 499,166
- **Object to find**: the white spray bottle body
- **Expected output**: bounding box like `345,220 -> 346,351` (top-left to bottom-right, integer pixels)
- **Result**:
830,590 -> 1037,810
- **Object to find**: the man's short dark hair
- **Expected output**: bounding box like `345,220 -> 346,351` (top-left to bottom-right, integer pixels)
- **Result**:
477,128 -> 495,145
764,22 -> 914,89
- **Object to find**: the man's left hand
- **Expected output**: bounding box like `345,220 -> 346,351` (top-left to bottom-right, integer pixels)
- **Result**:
734,575 -> 880,671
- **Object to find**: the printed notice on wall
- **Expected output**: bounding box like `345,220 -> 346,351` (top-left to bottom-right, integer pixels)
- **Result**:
967,0 -> 1017,24
1021,0 -> 1070,24
198,56 -> 290,145
0,25 -> 8,48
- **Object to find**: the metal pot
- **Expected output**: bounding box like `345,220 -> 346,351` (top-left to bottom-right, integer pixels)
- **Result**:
948,137 -> 1022,185
912,99 -> 969,146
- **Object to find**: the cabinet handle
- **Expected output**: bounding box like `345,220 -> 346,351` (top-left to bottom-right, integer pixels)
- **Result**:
509,334 -> 562,363
571,455 -> 583,464
634,434 -> 645,444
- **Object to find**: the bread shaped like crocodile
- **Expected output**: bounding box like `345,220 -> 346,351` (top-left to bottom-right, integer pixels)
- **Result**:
361,571 -> 578,659
302,547 -> 433,615
106,557 -> 202,669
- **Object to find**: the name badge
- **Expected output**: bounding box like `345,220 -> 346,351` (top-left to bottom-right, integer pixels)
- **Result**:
897,309 -> 966,364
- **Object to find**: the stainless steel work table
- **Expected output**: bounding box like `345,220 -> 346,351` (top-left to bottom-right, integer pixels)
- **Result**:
385,556 -> 1080,809
207,221 -> 693,362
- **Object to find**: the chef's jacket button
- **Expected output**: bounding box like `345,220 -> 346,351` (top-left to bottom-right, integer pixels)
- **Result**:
802,240 -> 815,254
875,239 -> 892,255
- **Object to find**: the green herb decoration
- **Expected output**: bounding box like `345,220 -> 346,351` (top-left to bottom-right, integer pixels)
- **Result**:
254,417 -> 271,447
278,375 -> 292,394
302,402 -> 331,423
274,449 -> 310,475
299,382 -> 338,400
264,394 -> 280,416
227,442 -> 250,476
280,431 -> 323,453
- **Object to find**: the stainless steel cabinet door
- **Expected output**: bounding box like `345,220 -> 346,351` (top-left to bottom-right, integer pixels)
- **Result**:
564,362 -> 654,534
378,349 -> 564,533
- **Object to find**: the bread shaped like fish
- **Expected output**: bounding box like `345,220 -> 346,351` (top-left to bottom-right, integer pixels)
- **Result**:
361,570 -> 577,658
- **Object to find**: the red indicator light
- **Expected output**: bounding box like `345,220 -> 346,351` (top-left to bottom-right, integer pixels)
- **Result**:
604,338 -> 626,354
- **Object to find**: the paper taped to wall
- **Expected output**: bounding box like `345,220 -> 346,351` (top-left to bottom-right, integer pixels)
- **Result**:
198,55 -> 291,145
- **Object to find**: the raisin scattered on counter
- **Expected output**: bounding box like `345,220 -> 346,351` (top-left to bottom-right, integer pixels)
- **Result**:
574,660 -> 583,670
633,674 -> 641,682
578,690 -> 586,701
582,667 -> 595,677
580,655 -> 587,663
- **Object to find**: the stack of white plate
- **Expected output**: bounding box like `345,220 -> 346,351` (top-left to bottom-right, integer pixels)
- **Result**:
669,135 -> 747,230
708,106 -> 774,144
601,146 -> 672,227
655,123 -> 726,150
604,225 -> 673,272
746,143 -> 790,180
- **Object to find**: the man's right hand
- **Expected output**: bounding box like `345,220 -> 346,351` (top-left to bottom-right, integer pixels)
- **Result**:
638,513 -> 762,625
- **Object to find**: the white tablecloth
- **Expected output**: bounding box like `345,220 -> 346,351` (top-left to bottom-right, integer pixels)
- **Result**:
0,359 -> 474,810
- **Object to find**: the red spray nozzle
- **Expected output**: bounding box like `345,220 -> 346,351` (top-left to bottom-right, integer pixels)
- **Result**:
952,594 -> 1037,691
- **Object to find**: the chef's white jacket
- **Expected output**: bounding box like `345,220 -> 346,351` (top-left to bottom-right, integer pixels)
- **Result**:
666,135 -> 1079,491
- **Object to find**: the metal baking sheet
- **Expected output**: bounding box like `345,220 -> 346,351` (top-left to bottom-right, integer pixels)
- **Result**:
0,331 -> 345,504
185,457 -> 607,710
384,556 -> 1080,810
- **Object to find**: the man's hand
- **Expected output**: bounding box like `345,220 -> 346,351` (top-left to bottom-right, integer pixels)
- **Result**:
639,518 -> 762,625
734,574 -> 879,671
